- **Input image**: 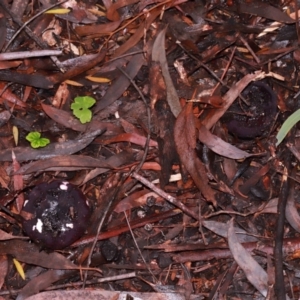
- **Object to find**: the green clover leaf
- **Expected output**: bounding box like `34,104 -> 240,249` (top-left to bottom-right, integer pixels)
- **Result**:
71,96 -> 96,124
26,132 -> 50,148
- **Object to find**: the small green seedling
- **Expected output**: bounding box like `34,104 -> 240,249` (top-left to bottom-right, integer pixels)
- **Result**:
71,96 -> 96,124
26,132 -> 50,148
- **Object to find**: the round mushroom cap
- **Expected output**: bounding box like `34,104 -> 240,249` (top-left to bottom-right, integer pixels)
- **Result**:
22,180 -> 91,250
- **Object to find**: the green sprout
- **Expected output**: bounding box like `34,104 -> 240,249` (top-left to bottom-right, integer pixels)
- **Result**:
71,96 -> 96,124
26,132 -> 50,148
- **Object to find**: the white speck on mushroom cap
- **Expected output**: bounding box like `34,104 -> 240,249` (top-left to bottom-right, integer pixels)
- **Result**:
66,223 -> 73,228
32,218 -> 43,233
59,182 -> 69,190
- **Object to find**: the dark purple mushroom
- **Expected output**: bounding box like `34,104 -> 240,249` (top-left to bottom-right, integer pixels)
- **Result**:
22,180 -> 91,250
223,81 -> 278,138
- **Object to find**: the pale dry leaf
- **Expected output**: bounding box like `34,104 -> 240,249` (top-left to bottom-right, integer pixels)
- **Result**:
227,218 -> 268,297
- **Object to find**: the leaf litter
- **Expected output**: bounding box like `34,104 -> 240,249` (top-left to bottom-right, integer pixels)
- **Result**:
1,0 -> 300,299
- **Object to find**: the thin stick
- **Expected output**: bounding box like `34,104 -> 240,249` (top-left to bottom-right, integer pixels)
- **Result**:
132,172 -> 199,221
0,50 -> 62,60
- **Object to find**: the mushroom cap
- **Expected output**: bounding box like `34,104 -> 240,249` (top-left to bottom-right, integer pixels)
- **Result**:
22,180 -> 91,249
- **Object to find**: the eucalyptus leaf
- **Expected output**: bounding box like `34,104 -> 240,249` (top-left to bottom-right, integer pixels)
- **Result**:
276,108 -> 300,147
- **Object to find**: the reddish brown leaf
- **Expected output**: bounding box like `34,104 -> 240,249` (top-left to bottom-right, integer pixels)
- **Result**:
0,255 -> 7,290
101,132 -> 158,147
42,103 -> 120,134
174,104 -> 216,206
75,20 -> 121,36
14,155 -> 114,175
12,151 -> 24,212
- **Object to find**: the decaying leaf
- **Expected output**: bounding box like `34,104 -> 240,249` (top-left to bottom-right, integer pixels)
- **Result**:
174,103 -> 216,205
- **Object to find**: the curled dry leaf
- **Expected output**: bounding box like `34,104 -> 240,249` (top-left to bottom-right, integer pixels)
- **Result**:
227,218 -> 268,297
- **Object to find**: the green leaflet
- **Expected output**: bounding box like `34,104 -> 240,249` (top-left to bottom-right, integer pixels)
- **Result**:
71,96 -> 96,124
26,132 -> 50,148
276,108 -> 300,147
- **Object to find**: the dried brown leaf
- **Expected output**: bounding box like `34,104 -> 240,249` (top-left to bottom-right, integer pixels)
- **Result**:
198,123 -> 253,159
12,151 -> 24,212
230,1 -> 295,24
94,51 -> 145,112
17,270 -> 68,300
0,128 -> 105,162
14,155 -> 114,175
101,132 -> 158,147
0,240 -> 77,269
0,255 -> 7,290
42,103 -> 119,134
174,104 -> 216,205
0,229 -> 27,241
201,71 -> 263,130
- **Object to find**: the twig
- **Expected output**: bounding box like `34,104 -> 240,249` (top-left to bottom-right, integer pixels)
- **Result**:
0,50 -> 62,60
238,34 -> 260,64
0,272 -> 137,296
0,0 -> 67,71
274,155 -> 292,299
132,172 -> 199,220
